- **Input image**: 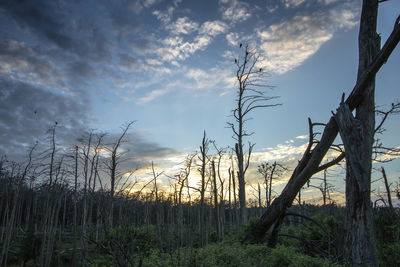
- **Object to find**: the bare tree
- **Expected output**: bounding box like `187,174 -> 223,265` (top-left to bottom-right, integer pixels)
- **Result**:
193,131 -> 211,247
211,141 -> 226,240
227,45 -> 279,224
258,161 -> 287,207
105,121 -> 135,228
307,169 -> 335,206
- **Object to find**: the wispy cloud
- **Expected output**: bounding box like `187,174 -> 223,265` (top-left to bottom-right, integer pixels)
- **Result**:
282,0 -> 306,8
295,134 -> 308,140
184,66 -> 234,92
136,88 -> 170,104
374,146 -> 400,162
154,19 -> 228,64
129,0 -> 162,14
258,2 -> 358,74
253,142 -> 309,162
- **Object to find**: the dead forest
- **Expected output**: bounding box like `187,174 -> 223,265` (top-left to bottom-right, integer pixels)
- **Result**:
1,1 -> 400,266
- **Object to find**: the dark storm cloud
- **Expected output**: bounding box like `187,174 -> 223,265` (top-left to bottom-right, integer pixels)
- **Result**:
0,78 -> 88,160
0,0 -> 74,50
0,0 -> 174,164
0,40 -> 63,85
67,60 -> 96,79
1,0 -> 112,65
125,133 -> 177,160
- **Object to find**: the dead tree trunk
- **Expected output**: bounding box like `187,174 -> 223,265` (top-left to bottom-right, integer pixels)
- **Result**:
334,102 -> 378,266
106,121 -> 134,228
198,131 -> 210,247
381,167 -> 394,211
228,45 -> 279,225
231,166 -> 238,227
337,1 -> 380,265
243,6 -> 400,243
211,160 -> 221,241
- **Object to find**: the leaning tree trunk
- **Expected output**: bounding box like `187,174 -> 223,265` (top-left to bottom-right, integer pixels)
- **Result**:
340,1 -> 379,265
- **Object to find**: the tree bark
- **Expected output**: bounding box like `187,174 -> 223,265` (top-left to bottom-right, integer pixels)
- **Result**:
334,103 -> 378,266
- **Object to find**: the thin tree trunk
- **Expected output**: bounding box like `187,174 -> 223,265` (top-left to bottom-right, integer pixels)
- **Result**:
71,146 -> 78,267
231,168 -> 238,227
211,160 -> 221,241
228,167 -> 232,226
381,167 -> 394,211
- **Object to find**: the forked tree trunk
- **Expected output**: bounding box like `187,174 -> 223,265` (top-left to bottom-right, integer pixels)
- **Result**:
338,1 -> 379,265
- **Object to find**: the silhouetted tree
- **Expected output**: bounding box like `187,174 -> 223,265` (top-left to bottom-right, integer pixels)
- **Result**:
227,44 -> 279,224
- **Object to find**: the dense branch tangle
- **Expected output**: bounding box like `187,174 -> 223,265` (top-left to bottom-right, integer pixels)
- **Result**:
228,44 -> 280,224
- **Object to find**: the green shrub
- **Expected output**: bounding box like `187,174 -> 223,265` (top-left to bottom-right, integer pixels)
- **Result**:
95,225 -> 158,266
375,209 -> 400,266
266,245 -> 341,267
378,242 -> 400,267
243,216 -> 267,243
189,241 -> 339,267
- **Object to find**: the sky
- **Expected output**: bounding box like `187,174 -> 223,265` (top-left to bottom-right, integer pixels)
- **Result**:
1,0 -> 399,205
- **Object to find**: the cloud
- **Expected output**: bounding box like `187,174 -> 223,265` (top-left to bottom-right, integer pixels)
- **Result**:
1,0 -> 70,48
136,88 -> 170,104
0,40 -> 63,87
0,0 -> 117,96
114,132 -> 178,164
129,0 -> 163,14
226,32 -> 240,46
219,0 -> 251,23
167,17 -> 199,35
185,67 -> 234,92
110,8 -> 141,40
1,0 -> 112,63
282,0 -> 306,8
374,146 -> 400,162
253,142 -> 309,163
199,21 -> 228,36
155,35 -> 210,63
119,52 -> 141,72
67,60 -> 96,79
295,134 -> 308,140
153,6 -> 176,25
258,2 -> 359,74
0,78 -> 88,161
154,19 -> 228,65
